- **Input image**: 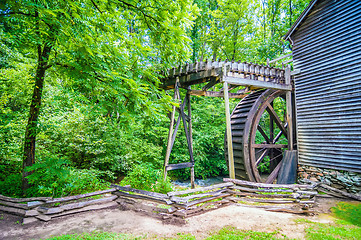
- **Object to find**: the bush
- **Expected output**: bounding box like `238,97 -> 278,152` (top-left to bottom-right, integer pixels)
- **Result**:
0,173 -> 22,197
121,162 -> 173,193
25,156 -> 109,197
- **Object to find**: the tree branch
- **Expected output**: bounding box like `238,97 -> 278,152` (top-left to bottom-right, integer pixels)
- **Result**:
117,0 -> 160,29
0,11 -> 35,17
90,0 -> 103,14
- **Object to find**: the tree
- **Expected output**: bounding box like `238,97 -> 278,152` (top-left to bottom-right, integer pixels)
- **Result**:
0,0 -> 197,194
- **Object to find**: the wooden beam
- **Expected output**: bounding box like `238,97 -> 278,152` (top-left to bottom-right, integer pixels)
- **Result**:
285,66 -> 294,150
202,77 -> 219,91
162,68 -> 222,89
268,53 -> 292,64
167,182 -> 234,197
223,66 -> 235,179
188,89 -> 247,98
223,76 -> 292,91
187,87 -> 195,189
252,144 -> 288,148
164,78 -> 180,180
166,162 -> 194,171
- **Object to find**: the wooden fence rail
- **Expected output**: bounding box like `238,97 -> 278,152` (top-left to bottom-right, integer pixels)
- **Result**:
1,179 -> 339,224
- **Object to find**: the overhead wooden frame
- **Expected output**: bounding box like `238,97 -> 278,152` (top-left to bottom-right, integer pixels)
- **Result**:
161,60 -> 294,184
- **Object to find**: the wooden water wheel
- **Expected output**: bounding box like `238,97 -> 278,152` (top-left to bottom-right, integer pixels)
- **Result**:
225,89 -> 289,183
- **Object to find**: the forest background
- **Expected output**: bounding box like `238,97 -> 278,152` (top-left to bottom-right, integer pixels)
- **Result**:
0,0 -> 309,197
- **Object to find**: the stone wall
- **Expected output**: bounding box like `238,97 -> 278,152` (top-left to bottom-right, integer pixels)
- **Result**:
298,165 -> 361,194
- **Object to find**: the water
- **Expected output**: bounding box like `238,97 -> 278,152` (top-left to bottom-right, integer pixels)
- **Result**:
172,176 -> 227,188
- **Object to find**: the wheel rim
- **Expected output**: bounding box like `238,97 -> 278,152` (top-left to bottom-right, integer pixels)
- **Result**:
248,90 -> 288,183
225,89 -> 288,183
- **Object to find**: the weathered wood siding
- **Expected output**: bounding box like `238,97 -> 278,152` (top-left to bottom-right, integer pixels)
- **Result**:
291,0 -> 361,172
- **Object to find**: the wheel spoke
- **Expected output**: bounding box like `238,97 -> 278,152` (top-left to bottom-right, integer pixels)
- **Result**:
256,149 -> 269,166
266,102 -> 288,139
257,126 -> 271,143
265,160 -> 283,184
272,122 -> 288,144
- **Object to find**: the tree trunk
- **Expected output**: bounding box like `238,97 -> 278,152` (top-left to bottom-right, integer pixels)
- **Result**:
22,43 -> 52,194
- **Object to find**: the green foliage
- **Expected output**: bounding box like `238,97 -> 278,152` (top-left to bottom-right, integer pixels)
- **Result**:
331,202 -> 361,227
24,156 -> 108,197
305,222 -> 361,240
206,226 -> 281,240
0,0 -> 312,197
0,173 -> 22,197
45,231 -> 139,240
295,202 -> 361,240
121,162 -> 173,194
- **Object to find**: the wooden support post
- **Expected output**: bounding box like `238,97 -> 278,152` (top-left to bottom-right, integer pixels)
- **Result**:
223,65 -> 235,179
164,78 -> 180,181
285,66 -> 293,151
187,87 -> 195,189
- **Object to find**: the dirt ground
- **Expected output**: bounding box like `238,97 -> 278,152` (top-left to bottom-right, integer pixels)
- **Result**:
0,198 -> 343,240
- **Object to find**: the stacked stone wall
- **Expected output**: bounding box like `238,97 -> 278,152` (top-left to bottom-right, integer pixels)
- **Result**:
298,165 -> 361,194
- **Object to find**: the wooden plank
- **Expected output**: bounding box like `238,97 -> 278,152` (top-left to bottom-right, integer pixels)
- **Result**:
40,196 -> 118,215
46,188 -> 116,204
177,199 -> 230,218
180,95 -> 194,165
171,189 -> 227,203
24,209 -> 39,217
236,197 -> 295,204
162,68 -> 222,89
265,160 -> 283,184
223,76 -> 292,91
224,79 -> 235,179
111,184 -> 167,200
227,189 -> 300,199
113,191 -> 177,207
252,144 -> 288,148
0,199 -> 29,209
268,53 -> 292,64
285,66 -> 294,150
224,178 -> 314,189
188,89 -> 246,98
164,78 -> 180,180
186,193 -> 231,207
49,201 -> 118,220
231,185 -> 293,193
168,182 -> 233,197
187,89 -> 195,189
23,217 -> 39,224
27,201 -> 45,208
0,194 -> 50,203
0,205 -> 25,216
35,214 -> 51,221
202,77 -> 219,91
166,162 -> 193,171
319,184 -> 361,201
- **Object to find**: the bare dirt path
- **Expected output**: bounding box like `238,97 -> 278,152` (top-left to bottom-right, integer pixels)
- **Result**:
0,198 -> 339,240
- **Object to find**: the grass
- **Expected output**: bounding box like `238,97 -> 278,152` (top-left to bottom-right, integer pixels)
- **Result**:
331,202 -> 361,227
299,201 -> 361,240
45,202 -> 361,240
305,222 -> 361,240
45,227 -> 283,240
45,232 -> 142,240
204,227 -> 282,240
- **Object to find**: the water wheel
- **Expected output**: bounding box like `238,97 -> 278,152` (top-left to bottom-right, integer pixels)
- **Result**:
225,89 -> 289,183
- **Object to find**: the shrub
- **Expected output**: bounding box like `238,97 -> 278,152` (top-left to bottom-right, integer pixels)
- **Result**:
121,162 -> 173,193
25,156 -> 108,197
